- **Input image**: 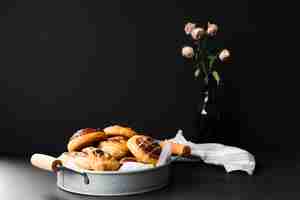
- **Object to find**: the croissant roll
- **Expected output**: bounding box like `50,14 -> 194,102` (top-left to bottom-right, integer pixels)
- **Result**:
98,136 -> 129,159
127,135 -> 161,165
159,140 -> 191,156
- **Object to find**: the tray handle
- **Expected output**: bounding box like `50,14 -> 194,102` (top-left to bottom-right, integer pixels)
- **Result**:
31,153 -> 90,184
57,166 -> 90,184
30,153 -> 62,172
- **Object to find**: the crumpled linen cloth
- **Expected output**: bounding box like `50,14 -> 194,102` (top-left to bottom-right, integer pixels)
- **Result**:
169,130 -> 256,175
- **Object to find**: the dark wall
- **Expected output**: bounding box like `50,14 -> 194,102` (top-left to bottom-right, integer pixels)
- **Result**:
0,0 -> 296,155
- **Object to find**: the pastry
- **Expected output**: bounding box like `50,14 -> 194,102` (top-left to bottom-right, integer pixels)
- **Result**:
99,136 -> 129,159
58,152 -> 91,170
103,125 -> 136,138
120,157 -> 137,164
98,136 -> 129,159
86,148 -> 120,171
67,128 -> 106,152
159,141 -> 191,156
127,135 -> 161,164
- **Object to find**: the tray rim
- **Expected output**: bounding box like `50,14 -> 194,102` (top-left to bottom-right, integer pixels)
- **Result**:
57,180 -> 169,196
60,159 -> 172,175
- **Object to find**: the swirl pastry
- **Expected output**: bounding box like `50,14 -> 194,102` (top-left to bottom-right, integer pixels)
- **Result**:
67,128 -> 106,152
86,148 -> 120,171
127,135 -> 161,164
98,136 -> 129,159
103,125 -> 136,138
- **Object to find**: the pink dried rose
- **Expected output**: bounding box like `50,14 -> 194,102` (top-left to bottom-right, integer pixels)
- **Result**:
182,46 -> 194,58
191,27 -> 206,40
207,22 -> 218,36
184,22 -> 196,35
219,49 -> 230,61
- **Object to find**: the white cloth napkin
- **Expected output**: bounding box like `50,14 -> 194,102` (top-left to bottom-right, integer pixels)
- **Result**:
170,130 -> 256,175
119,162 -> 154,172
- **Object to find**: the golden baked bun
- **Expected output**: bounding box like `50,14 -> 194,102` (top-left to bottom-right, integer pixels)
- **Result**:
58,152 -> 91,170
103,125 -> 136,138
86,148 -> 120,171
127,135 -> 161,165
67,128 -> 106,152
98,136 -> 129,159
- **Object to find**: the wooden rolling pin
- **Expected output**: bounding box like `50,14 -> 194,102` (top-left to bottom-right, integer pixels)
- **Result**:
159,141 -> 191,156
30,154 -> 62,172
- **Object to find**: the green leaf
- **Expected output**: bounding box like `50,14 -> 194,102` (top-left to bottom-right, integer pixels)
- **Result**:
183,16 -> 193,22
212,71 -> 220,85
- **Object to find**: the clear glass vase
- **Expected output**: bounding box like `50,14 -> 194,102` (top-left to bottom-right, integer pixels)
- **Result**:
194,74 -> 220,143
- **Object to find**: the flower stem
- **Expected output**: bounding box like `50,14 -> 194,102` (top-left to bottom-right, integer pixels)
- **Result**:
201,61 -> 207,77
209,56 -> 217,70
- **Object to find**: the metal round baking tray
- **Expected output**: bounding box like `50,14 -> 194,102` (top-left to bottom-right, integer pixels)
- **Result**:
31,154 -> 199,196
56,161 -> 171,196
31,154 -> 175,196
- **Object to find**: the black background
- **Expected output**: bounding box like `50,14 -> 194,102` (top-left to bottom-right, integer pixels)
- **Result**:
0,0 -> 298,156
